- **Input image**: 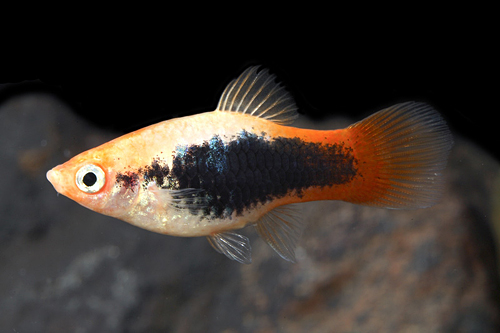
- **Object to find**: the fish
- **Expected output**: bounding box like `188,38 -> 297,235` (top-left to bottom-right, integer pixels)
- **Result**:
46,66 -> 453,264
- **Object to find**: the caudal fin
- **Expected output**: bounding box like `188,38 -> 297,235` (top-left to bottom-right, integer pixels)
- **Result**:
347,102 -> 453,209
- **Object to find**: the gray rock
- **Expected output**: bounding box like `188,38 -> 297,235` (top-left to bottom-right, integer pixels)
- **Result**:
1,92 -> 499,332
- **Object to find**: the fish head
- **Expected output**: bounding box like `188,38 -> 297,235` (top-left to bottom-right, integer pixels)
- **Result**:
46,144 -> 203,236
46,148 -> 123,215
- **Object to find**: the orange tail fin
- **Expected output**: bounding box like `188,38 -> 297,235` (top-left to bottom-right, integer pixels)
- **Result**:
347,102 -> 453,209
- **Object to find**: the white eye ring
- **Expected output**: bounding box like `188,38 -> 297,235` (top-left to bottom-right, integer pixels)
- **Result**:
75,164 -> 106,193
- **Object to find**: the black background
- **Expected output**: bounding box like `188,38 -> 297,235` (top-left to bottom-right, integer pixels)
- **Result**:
1,37 -> 497,161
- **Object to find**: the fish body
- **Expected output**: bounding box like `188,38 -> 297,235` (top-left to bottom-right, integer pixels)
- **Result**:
47,66 -> 453,264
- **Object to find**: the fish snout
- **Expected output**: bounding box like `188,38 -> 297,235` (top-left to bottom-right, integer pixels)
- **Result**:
46,167 -> 64,193
46,168 -> 57,185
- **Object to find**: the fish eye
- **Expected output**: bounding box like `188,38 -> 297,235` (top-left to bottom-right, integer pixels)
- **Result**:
76,164 -> 106,193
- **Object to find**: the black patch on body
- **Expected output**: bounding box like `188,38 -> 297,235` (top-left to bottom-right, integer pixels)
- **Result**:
143,131 -> 358,219
116,131 -> 358,219
116,159 -> 170,191
116,171 -> 139,190
142,159 -> 170,188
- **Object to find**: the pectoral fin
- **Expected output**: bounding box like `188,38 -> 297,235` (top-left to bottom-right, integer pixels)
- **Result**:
149,186 -> 208,211
165,188 -> 208,210
254,204 -> 305,262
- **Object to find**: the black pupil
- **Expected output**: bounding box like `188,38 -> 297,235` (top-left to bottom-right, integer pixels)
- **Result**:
83,172 -> 97,187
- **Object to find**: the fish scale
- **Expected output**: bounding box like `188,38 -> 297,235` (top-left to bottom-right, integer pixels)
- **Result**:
166,130 -> 358,219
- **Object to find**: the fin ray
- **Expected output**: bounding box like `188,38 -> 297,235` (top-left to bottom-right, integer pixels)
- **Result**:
207,231 -> 252,264
254,204 -> 305,262
216,66 -> 299,125
166,188 -> 208,210
149,186 -> 208,211
348,102 -> 453,209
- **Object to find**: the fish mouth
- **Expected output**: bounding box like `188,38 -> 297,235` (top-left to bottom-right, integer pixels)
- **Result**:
46,167 -> 64,193
46,168 -> 57,185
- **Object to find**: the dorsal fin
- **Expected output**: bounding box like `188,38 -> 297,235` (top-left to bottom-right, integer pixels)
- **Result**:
215,66 -> 299,125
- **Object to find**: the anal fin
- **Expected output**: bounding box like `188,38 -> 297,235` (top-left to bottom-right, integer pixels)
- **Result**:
207,231 -> 252,264
254,204 -> 305,262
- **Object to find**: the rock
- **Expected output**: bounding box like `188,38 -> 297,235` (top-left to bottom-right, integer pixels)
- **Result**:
1,92 -> 499,332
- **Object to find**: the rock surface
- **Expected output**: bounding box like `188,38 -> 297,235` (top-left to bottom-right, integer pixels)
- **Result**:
1,93 -> 499,332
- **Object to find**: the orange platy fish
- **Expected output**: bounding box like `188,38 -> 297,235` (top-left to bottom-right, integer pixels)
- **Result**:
47,66 -> 453,264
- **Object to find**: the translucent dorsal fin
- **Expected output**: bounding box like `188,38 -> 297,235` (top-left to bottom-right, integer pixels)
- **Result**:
215,66 -> 299,125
